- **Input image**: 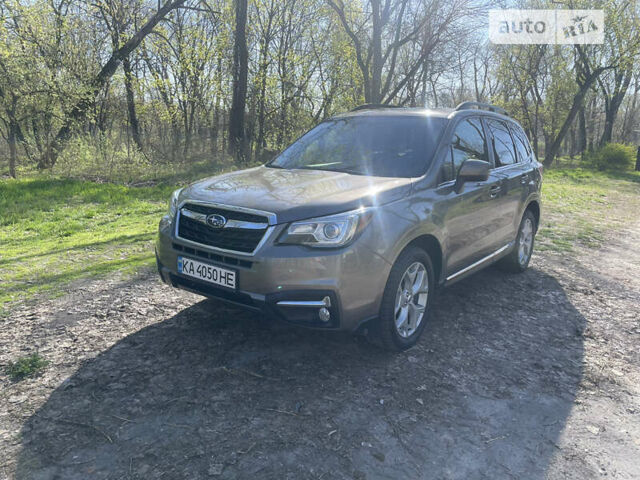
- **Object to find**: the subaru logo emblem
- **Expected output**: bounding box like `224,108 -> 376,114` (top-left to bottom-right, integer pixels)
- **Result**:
206,214 -> 227,228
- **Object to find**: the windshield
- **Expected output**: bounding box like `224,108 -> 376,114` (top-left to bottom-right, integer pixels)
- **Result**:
267,115 -> 447,177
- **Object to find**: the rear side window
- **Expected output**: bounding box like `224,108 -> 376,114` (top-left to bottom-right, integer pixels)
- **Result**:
510,124 -> 533,163
486,119 -> 517,167
442,117 -> 488,182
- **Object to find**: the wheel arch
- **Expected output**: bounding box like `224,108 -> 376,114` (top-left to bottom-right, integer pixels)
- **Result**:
402,234 -> 444,285
525,199 -> 541,231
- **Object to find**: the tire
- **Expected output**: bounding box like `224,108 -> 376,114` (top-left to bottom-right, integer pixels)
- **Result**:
497,209 -> 536,273
371,247 -> 435,351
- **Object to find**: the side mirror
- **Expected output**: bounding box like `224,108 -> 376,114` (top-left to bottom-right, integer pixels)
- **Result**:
454,159 -> 490,193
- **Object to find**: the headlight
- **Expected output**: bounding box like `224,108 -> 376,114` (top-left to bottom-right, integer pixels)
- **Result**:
278,208 -> 373,248
168,188 -> 182,217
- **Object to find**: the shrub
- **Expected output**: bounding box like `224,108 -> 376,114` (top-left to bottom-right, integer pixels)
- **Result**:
50,134 -> 235,185
53,134 -> 152,184
5,353 -> 49,381
592,143 -> 636,172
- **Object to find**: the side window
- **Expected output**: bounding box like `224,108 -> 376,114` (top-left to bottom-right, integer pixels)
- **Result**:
443,118 -> 488,182
487,119 -> 517,167
510,124 -> 533,163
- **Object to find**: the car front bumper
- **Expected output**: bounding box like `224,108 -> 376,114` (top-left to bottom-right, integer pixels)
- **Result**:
155,215 -> 392,331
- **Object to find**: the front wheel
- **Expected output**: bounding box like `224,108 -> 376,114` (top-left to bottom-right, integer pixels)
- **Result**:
498,210 -> 536,273
372,247 -> 434,351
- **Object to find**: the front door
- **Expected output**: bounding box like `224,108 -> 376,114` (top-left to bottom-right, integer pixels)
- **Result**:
433,116 -> 511,276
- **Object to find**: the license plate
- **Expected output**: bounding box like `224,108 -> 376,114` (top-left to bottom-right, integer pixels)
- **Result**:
177,256 -> 237,290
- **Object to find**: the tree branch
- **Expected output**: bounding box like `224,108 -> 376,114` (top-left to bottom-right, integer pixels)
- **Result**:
44,0 -> 189,166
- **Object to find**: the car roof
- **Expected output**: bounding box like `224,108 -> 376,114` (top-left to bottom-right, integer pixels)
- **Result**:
333,106 -> 514,123
334,107 -> 454,119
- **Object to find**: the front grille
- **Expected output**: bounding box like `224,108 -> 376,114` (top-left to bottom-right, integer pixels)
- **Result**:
177,204 -> 269,254
183,203 -> 266,223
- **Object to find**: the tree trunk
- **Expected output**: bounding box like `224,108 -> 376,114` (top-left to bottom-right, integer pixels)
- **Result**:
532,102 -> 539,159
277,84 -> 287,147
600,70 -> 633,146
183,107 -> 191,158
600,90 -> 628,145
255,69 -> 268,156
569,125 -> 576,159
578,106 -> 587,158
370,0 -> 383,103
228,0 -> 249,164
122,55 -> 142,150
212,56 -> 223,155
600,108 -> 615,146
544,91 -> 586,166
8,121 -> 18,179
636,146 -> 640,172
255,34 -> 271,159
621,75 -> 639,142
212,100 -> 220,155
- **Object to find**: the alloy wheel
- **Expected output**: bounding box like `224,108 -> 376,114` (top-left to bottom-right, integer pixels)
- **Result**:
518,217 -> 534,266
394,262 -> 429,338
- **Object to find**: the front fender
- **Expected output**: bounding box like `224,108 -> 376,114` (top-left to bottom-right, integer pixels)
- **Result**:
358,198 -> 446,281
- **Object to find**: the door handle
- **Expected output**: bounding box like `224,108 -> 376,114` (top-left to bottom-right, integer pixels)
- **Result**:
520,173 -> 529,184
489,185 -> 501,198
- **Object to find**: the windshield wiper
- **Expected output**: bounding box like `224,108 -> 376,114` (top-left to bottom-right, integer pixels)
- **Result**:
326,167 -> 367,176
295,165 -> 367,175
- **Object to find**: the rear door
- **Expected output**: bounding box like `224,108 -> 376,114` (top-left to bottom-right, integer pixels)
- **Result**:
509,122 -> 541,200
434,116 -> 508,276
484,118 -> 526,246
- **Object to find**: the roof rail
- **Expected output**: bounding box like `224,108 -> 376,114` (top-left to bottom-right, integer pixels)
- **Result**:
350,103 -> 402,112
455,101 -> 508,116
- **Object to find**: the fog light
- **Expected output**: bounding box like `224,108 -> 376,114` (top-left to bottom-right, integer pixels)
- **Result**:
319,307 -> 331,322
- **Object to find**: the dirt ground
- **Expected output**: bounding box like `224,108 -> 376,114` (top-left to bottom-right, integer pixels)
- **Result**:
1,222 -> 639,479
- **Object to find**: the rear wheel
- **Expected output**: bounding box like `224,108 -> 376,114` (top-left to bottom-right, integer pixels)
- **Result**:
498,210 -> 536,273
372,247 -> 434,351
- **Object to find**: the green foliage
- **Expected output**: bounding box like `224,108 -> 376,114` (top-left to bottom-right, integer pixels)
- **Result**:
590,143 -> 636,172
0,0 -> 98,162
5,353 -> 49,381
493,43 -> 577,149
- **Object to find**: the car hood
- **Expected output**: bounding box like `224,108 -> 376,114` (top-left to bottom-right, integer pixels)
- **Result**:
180,166 -> 413,224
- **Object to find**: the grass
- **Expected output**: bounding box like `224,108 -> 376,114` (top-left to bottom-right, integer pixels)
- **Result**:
0,178 -> 177,310
538,167 -> 640,252
1,166 -> 639,313
5,353 -> 49,381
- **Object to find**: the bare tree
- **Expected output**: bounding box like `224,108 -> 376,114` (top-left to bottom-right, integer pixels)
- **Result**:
95,0 -> 144,150
326,0 -> 474,104
45,0 -> 189,167
543,46 -> 613,166
598,67 -> 635,145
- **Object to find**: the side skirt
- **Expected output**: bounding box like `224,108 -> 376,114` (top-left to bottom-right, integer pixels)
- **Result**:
443,242 -> 514,287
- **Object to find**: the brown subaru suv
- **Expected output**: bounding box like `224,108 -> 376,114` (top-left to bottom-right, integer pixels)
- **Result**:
156,102 -> 542,350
